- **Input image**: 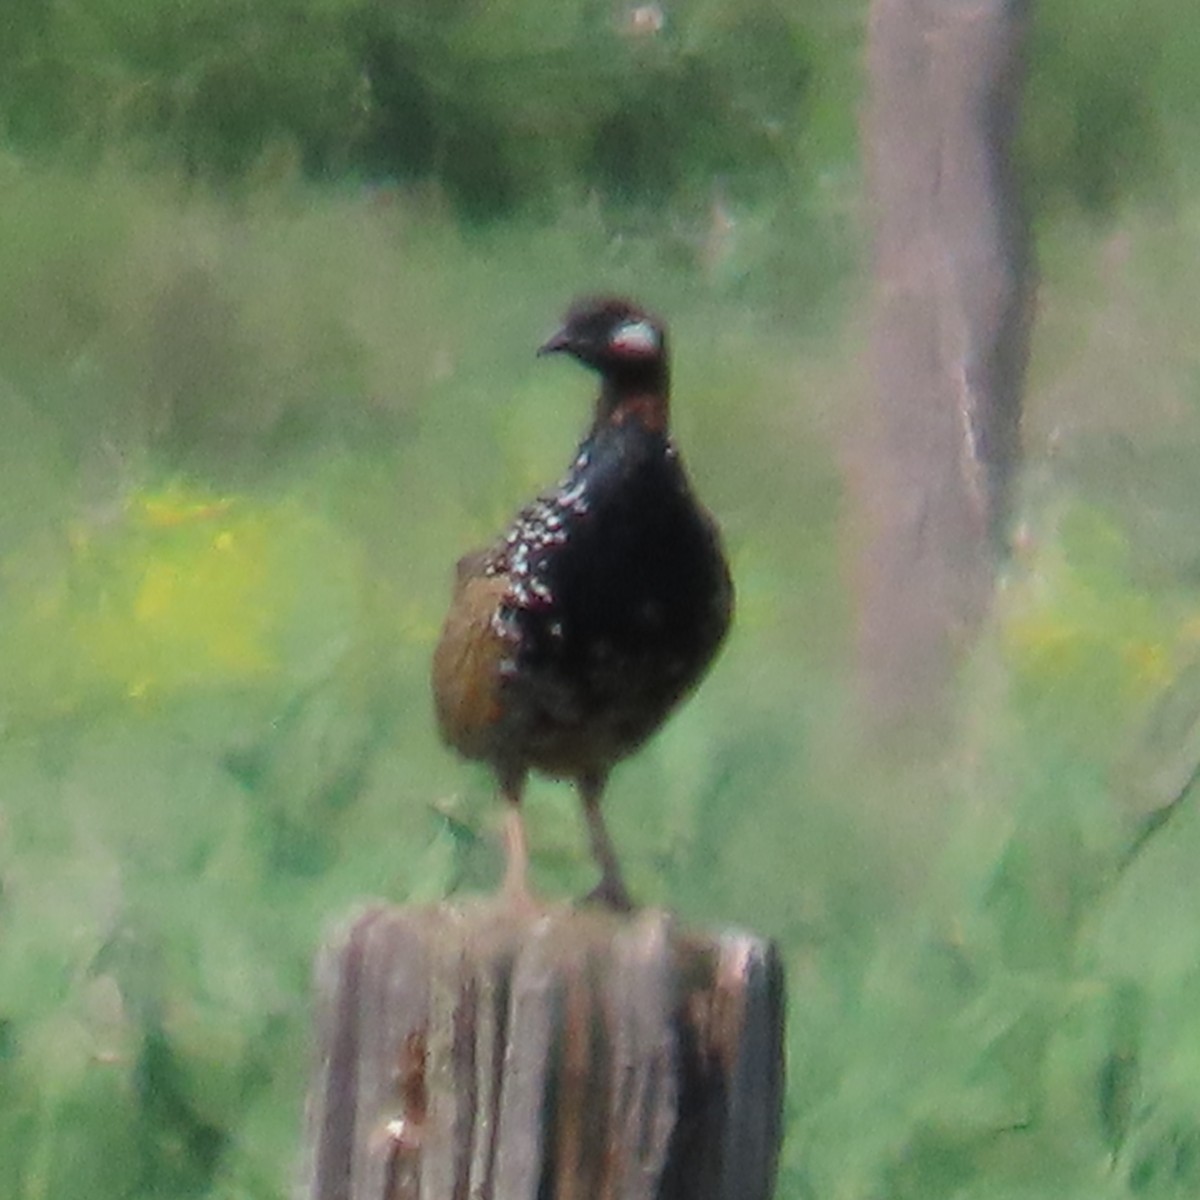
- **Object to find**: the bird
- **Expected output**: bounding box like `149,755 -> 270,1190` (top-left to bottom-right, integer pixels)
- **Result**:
431,296 -> 733,910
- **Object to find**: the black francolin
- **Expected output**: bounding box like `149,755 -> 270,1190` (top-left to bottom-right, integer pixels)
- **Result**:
431,297 -> 733,910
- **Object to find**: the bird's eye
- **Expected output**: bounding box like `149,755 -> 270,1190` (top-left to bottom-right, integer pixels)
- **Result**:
608,319 -> 659,357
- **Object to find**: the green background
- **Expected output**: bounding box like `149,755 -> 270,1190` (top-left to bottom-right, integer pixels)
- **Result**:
3,0 -> 1200,1196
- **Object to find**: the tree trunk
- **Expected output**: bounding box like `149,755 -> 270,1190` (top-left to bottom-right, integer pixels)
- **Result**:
855,0 -> 1034,722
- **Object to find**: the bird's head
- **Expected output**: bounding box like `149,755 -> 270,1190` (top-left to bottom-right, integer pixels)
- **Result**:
538,296 -> 668,388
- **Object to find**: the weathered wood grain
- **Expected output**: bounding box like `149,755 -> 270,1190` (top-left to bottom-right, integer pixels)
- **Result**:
299,901 -> 784,1200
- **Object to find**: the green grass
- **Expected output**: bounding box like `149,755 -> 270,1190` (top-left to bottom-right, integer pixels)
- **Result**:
2,154 -> 1200,1200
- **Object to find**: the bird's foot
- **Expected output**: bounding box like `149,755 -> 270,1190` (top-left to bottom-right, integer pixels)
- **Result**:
499,866 -> 545,916
581,875 -> 635,913
497,799 -> 544,915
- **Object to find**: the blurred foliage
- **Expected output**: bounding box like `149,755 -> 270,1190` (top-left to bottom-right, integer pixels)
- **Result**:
0,481 -> 361,720
3,2 -> 1200,1200
1001,503 -> 1180,739
0,0 -> 819,225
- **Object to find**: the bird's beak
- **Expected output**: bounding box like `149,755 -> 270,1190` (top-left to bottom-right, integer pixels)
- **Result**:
537,327 -> 571,356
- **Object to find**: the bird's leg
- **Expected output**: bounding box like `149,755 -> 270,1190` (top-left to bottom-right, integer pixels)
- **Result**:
499,770 -> 538,911
579,771 -> 634,912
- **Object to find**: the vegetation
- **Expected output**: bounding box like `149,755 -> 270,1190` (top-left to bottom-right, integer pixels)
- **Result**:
2,1 -> 1200,1197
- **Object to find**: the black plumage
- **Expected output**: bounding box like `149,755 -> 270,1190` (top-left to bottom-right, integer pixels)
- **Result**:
432,297 -> 732,909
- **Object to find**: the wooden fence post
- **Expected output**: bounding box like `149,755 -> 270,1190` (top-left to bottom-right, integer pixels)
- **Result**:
299,900 -> 784,1200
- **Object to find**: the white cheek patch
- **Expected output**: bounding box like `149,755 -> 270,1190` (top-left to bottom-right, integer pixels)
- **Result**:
609,319 -> 659,357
